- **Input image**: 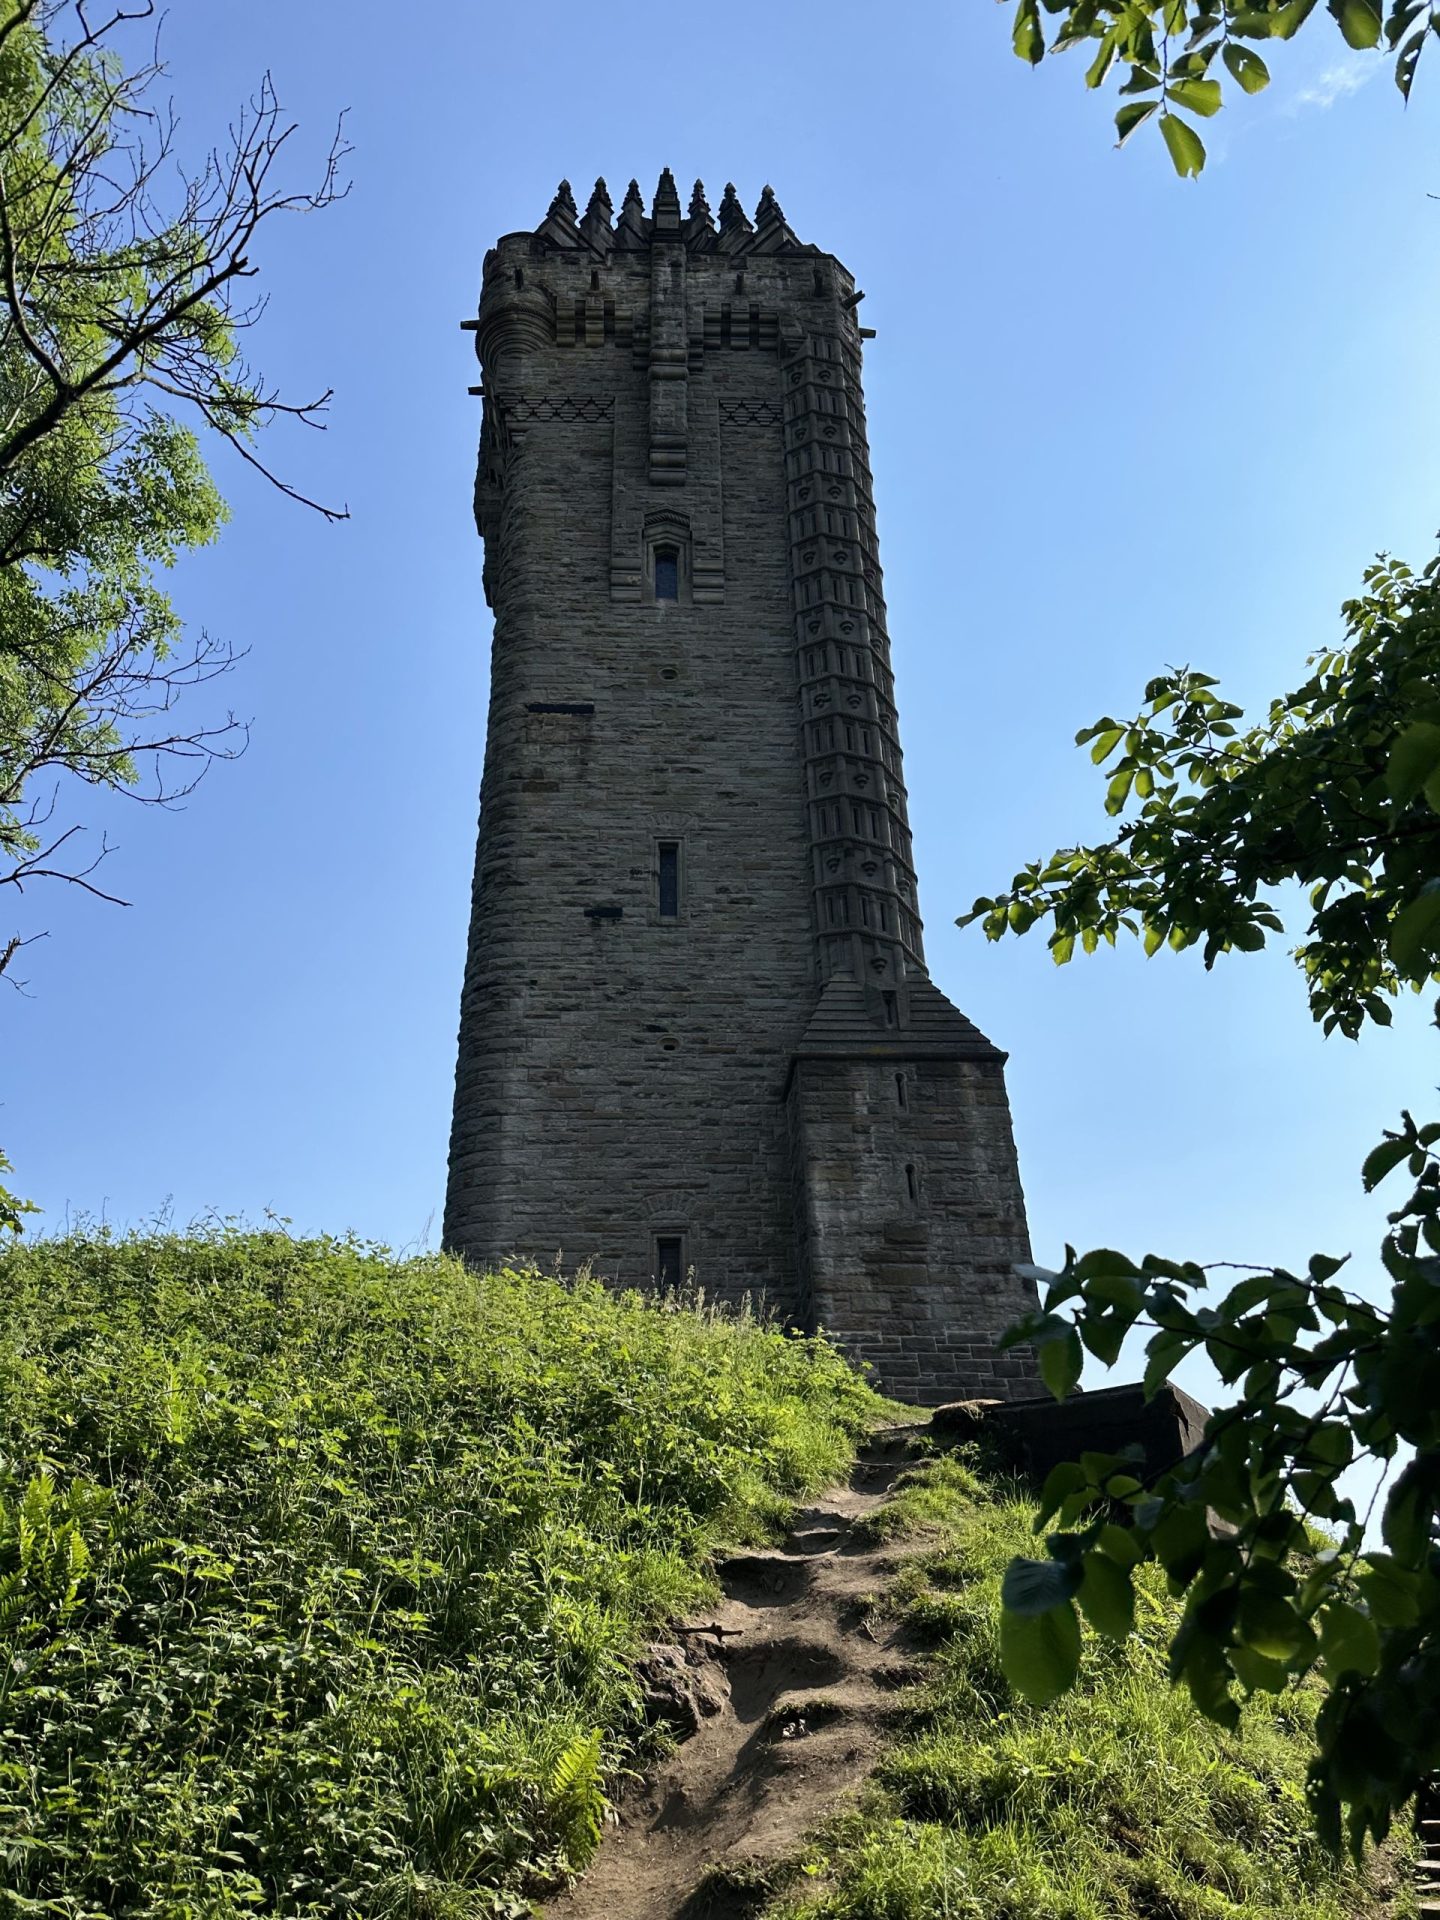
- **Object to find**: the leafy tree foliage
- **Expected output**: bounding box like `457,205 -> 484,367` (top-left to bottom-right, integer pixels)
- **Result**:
964,553 -> 1440,1037
965,552 -> 1440,1855
1007,0 -> 1434,174
0,1 -> 346,983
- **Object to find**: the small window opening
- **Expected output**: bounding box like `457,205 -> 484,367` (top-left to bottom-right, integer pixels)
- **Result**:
658,841 -> 680,919
654,548 -> 679,601
655,1235 -> 684,1287
895,1073 -> 908,1110
882,991 -> 898,1028
905,1163 -> 918,1203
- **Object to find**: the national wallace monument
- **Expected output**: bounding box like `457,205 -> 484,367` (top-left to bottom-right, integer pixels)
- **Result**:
442,172 -> 1040,1405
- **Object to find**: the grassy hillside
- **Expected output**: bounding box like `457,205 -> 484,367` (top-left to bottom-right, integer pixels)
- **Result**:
0,1232 -> 1411,1920
0,1230 -> 878,1917
760,1454 -> 1414,1920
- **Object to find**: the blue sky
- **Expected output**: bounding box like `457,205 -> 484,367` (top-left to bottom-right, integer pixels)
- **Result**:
6,0 -> 1437,1375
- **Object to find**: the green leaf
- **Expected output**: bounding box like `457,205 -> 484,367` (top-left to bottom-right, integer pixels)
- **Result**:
1362,1135 -> 1410,1191
1078,1550 -> 1135,1639
1040,1325 -> 1084,1400
1390,881 -> 1440,977
1098,1521 -> 1144,1566
1381,1453 -> 1440,1560
1318,1600 -> 1381,1677
1085,30 -> 1118,85
1222,40 -> 1271,88
1396,23 -> 1426,96
1387,722 -> 1440,806
1143,1328 -> 1190,1397
1160,112 -> 1207,176
1356,1552 -> 1420,1628
1078,1312 -> 1128,1367
1237,1587 -> 1316,1663
1002,1553 -> 1083,1616
1115,99 -> 1162,145
1036,1460 -> 1089,1526
1272,0 -> 1321,31
1000,1597 -> 1082,1703
1330,0 -> 1382,43
1013,0 -> 1046,63
1168,76 -> 1223,113
1178,1631 -> 1241,1728
1230,1643 -> 1292,1693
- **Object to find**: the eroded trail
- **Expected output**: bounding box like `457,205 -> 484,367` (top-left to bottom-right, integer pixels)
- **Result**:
549,1439 -> 918,1920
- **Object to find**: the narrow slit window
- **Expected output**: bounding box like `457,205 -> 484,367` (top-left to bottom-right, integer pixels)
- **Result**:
905,1163 -> 918,1203
654,547 -> 679,601
895,1073 -> 908,1110
655,1235 -> 684,1288
657,841 -> 680,919
882,990 -> 898,1028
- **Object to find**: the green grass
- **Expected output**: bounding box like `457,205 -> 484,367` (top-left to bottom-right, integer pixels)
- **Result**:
765,1455 -> 1416,1920
0,1228 -> 880,1917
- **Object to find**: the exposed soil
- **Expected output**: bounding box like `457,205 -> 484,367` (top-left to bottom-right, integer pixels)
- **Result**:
548,1435 -> 923,1920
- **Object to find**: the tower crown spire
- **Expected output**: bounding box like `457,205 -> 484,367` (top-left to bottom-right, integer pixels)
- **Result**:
615,177 -> 648,248
718,181 -> 751,234
547,179 -> 578,222
581,177 -> 613,246
652,166 -> 682,232
754,183 -> 784,226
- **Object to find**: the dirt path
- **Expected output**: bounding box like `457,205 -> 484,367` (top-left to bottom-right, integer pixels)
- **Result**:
548,1437 -> 920,1920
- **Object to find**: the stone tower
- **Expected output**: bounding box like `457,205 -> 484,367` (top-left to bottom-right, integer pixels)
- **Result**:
444,173 -> 1039,1404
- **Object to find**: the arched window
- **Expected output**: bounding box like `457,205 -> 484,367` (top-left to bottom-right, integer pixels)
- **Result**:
654,547 -> 679,601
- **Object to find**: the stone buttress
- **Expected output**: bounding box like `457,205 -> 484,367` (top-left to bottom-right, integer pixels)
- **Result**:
444,173 -> 1038,1403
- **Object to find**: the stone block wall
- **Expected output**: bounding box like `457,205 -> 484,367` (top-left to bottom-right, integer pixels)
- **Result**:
788,1047 -> 1038,1403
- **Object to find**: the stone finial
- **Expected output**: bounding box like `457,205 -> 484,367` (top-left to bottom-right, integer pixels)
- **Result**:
548,179 -> 578,223
685,178 -> 716,251
754,183 -> 785,227
718,182 -> 751,235
581,177 -> 614,245
652,166 -> 682,232
615,177 -> 648,249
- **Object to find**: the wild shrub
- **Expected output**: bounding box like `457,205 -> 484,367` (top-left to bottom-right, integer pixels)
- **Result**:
0,1229 -> 877,1916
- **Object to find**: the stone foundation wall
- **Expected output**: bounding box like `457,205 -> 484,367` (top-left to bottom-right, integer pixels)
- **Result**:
788,1050 -> 1039,1402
